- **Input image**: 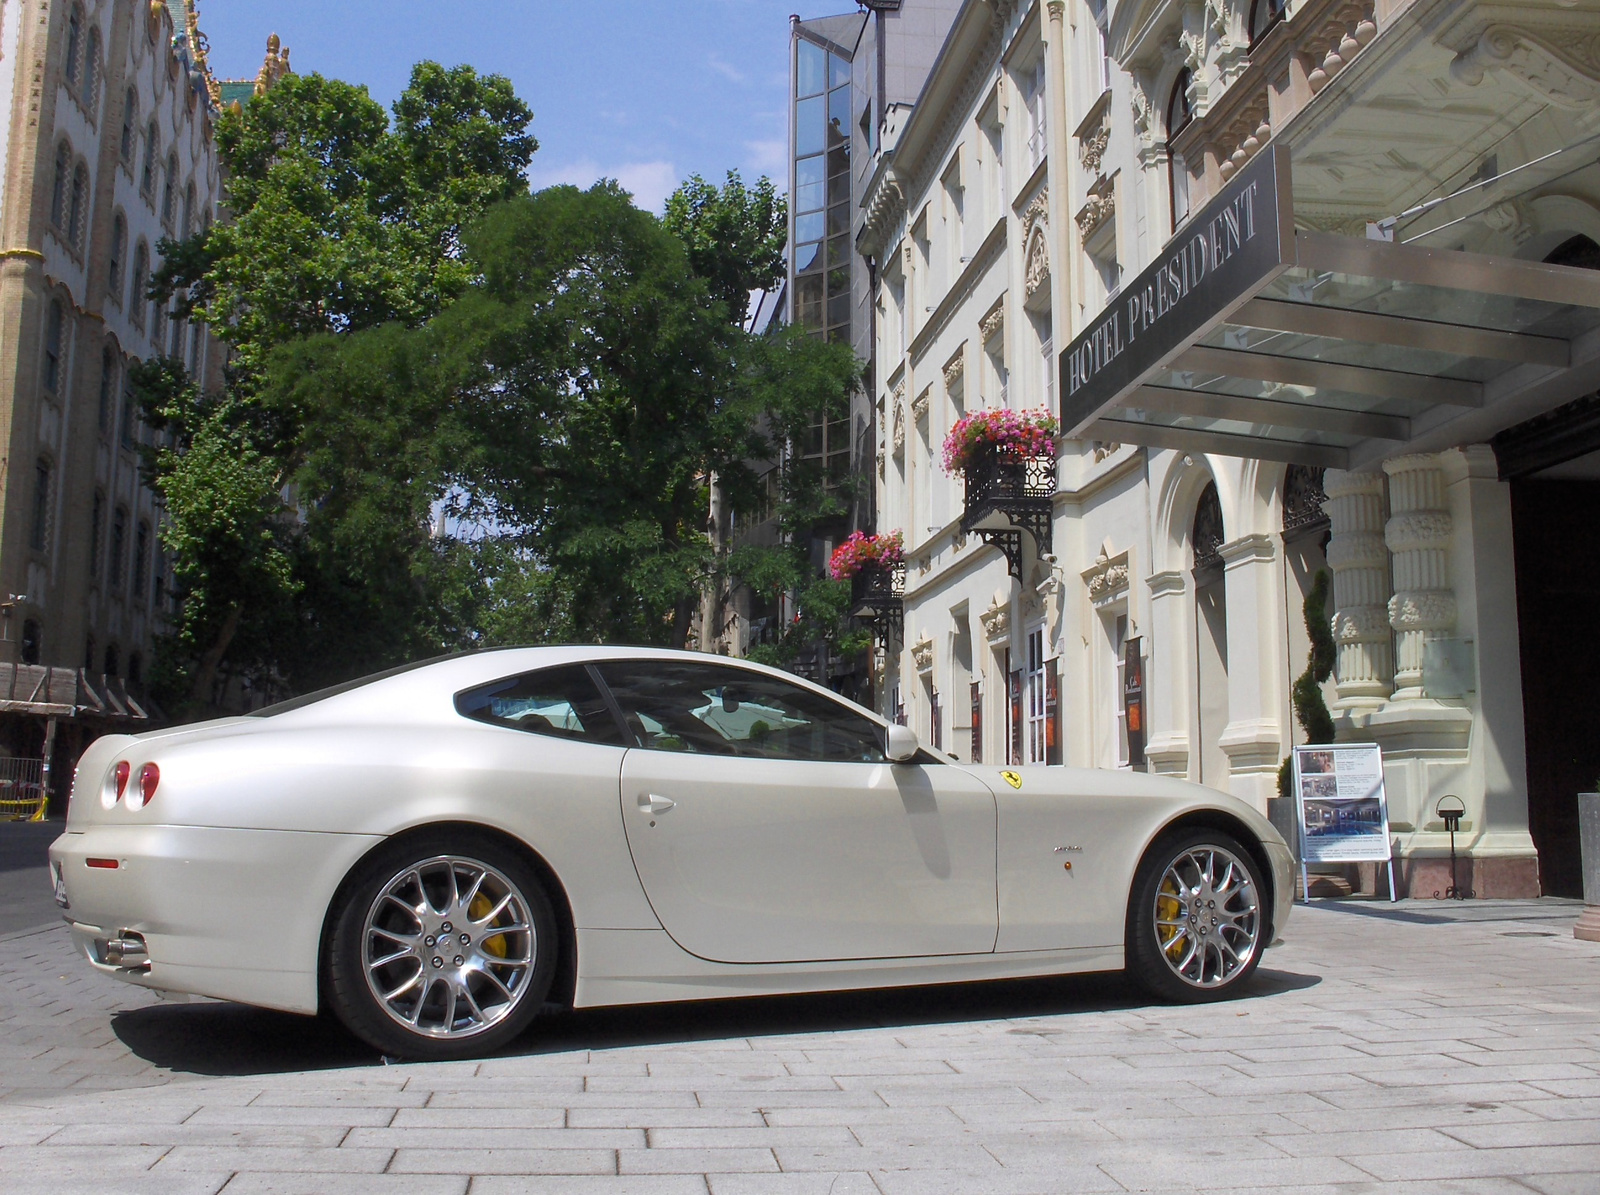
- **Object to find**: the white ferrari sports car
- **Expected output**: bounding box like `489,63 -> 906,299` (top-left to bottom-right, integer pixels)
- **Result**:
50,646 -> 1294,1060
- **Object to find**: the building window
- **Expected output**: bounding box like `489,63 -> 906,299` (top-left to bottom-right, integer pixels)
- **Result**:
104,643 -> 119,677
43,300 -> 64,394
128,651 -> 142,686
130,241 -> 149,326
84,26 -> 101,114
1024,625 -> 1048,765
182,182 -> 195,239
31,459 -> 52,551
188,322 -> 202,374
802,415 -> 851,488
64,4 -> 83,88
83,634 -> 96,671
161,152 -> 178,226
120,88 -> 137,163
89,491 -> 104,578
1167,69 -> 1194,232
1110,612 -> 1130,766
1249,0 -> 1289,46
20,620 -> 41,666
134,521 -> 150,600
68,161 -> 89,251
793,36 -> 851,343
1023,57 -> 1048,171
110,506 -> 127,589
50,140 -> 70,231
141,121 -> 158,197
97,348 -> 116,434
120,377 -> 137,449
152,550 -> 166,614
109,213 -> 126,300
152,293 -> 167,346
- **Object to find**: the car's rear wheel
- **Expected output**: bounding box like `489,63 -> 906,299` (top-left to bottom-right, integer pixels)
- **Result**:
327,832 -> 557,1060
1126,828 -> 1265,1003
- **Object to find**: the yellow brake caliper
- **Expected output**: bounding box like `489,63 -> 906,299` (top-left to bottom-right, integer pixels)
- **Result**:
1157,878 -> 1185,958
470,893 -> 508,958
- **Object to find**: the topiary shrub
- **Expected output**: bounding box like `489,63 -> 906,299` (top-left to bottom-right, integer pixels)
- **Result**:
1278,568 -> 1336,799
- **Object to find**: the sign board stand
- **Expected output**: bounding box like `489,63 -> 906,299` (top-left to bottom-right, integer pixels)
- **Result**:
1291,743 -> 1398,903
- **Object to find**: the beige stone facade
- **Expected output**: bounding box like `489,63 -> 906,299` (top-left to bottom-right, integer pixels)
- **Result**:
0,0 -> 224,684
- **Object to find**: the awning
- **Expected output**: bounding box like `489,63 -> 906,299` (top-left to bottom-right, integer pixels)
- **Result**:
1059,144 -> 1600,470
0,665 -> 157,723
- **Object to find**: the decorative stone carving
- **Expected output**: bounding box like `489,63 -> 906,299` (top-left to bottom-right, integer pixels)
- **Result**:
1075,189 -> 1115,240
892,385 -> 906,459
912,635 -> 934,675
1080,122 -> 1109,175
943,347 -> 965,393
1084,548 -> 1130,607
979,596 -> 1010,645
1384,454 -> 1455,699
1092,441 -> 1122,463
1448,25 -> 1600,110
1322,468 -> 1392,706
1307,3 -> 1378,94
1023,192 -> 1050,311
1483,200 -> 1534,247
912,386 -> 930,424
980,299 -> 1004,345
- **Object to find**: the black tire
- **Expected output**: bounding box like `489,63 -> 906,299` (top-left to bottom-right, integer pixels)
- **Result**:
1126,827 -> 1266,1004
326,830 -> 558,1061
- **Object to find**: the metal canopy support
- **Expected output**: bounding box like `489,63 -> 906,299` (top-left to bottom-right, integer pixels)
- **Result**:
1087,419 -> 1350,469
1124,384 -> 1411,440
1231,297 -> 1570,367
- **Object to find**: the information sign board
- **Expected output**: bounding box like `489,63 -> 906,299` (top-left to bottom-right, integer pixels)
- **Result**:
1291,743 -> 1396,901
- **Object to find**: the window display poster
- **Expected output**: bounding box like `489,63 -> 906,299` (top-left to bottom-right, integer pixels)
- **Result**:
1292,743 -> 1393,865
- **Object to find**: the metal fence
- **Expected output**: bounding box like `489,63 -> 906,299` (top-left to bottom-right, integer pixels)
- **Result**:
0,757 -> 46,821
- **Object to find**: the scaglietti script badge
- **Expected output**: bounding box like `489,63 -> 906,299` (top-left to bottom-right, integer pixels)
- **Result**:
1058,142 -> 1294,435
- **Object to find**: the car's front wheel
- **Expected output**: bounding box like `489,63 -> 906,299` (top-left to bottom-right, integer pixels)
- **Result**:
326,832 -> 557,1060
1126,828 -> 1266,1003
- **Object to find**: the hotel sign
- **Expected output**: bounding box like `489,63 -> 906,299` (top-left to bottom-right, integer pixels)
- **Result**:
1060,143 -> 1295,435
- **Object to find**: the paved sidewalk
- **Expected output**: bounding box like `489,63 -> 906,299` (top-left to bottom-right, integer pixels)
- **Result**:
0,899 -> 1597,1194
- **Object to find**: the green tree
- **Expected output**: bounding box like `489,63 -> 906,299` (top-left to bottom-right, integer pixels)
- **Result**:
1278,569 -> 1337,798
140,63 -> 535,711
662,171 -> 786,327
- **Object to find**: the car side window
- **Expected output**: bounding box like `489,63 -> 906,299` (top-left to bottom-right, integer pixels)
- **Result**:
595,661 -> 887,763
456,664 -> 625,745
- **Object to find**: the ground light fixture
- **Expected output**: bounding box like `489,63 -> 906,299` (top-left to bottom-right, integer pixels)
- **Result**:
1435,794 -> 1471,900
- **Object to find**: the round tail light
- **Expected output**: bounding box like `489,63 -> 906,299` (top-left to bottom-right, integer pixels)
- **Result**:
138,763 -> 160,806
113,761 -> 130,802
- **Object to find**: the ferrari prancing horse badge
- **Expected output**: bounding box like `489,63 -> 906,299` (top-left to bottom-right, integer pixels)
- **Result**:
1000,770 -> 1023,789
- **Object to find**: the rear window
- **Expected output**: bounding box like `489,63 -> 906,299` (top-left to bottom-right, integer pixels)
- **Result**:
455,664 -> 626,745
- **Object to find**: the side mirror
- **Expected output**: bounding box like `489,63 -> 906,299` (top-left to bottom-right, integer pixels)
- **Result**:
885,723 -> 919,763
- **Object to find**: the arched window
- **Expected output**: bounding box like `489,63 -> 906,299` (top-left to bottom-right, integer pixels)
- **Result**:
120,376 -> 137,449
1166,69 -> 1194,231
121,89 -> 138,163
31,458 -> 52,552
1545,234 -> 1600,271
109,212 -> 126,298
43,300 -> 64,394
89,490 -> 105,577
128,651 -> 143,687
130,241 -> 149,327
110,506 -> 127,588
141,121 -> 159,195
97,347 -> 116,433
152,291 -> 167,345
50,140 -> 70,230
1249,0 -> 1289,45
104,643 -> 119,677
182,182 -> 195,239
84,26 -> 101,113
1192,480 -> 1224,574
20,620 -> 41,666
83,634 -> 96,671
161,151 -> 178,224
68,161 -> 89,250
64,5 -> 83,88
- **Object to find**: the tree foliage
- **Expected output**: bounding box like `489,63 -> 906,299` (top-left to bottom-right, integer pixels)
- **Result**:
662,171 -> 786,327
1278,568 -> 1337,799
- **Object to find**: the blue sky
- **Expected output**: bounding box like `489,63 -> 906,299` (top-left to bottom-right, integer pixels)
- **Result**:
198,0 -> 849,212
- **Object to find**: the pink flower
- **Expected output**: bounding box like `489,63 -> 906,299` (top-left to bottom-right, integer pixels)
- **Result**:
941,408 -> 1059,473
827,530 -> 906,580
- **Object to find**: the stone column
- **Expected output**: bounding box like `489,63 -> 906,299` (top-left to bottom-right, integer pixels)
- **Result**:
1384,454 -> 1456,701
1142,569 -> 1190,776
1322,469 -> 1392,708
1218,533 -> 1285,814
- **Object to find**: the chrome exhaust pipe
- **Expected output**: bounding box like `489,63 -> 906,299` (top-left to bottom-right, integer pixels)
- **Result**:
102,933 -> 149,971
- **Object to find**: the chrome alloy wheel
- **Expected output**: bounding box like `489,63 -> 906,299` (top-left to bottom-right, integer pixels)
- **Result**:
1152,845 -> 1261,989
360,855 -> 536,1039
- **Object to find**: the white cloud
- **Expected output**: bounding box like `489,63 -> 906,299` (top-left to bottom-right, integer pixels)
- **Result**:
528,158 -> 683,214
743,138 -> 787,176
707,55 -> 747,85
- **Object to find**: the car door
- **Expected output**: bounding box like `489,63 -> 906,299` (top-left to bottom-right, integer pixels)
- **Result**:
598,659 -> 998,964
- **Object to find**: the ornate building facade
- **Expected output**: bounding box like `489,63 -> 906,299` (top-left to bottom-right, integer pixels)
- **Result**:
0,0 -> 228,690
860,0 -> 1600,898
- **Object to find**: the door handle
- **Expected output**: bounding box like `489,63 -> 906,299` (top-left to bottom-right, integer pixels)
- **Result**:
638,793 -> 676,815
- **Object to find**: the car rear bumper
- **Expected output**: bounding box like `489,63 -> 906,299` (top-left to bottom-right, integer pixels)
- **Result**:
50,824 -> 382,1015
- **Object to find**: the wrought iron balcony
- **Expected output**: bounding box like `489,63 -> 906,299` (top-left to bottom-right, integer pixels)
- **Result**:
958,441 -> 1055,578
849,562 -> 904,646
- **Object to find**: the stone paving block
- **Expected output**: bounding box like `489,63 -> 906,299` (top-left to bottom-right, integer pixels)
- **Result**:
8,1173 -> 232,1195
42,1121 -> 350,1147
771,1143 -> 1002,1172
390,1147 -> 617,1174
1518,1175 -> 1600,1195
644,1125 -> 858,1149
353,1126 -> 645,1152
474,1179 -> 708,1195
220,1177 -> 471,1195
565,1108 -> 768,1129
1258,1126 -> 1473,1156
1345,1144 -> 1600,1182
1440,1116 -> 1600,1148
707,1175 -> 878,1195
617,1146 -> 779,1174
1100,1152 -> 1379,1189
868,1165 -> 1126,1194
152,1144 -> 396,1172
183,1103 -> 397,1127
